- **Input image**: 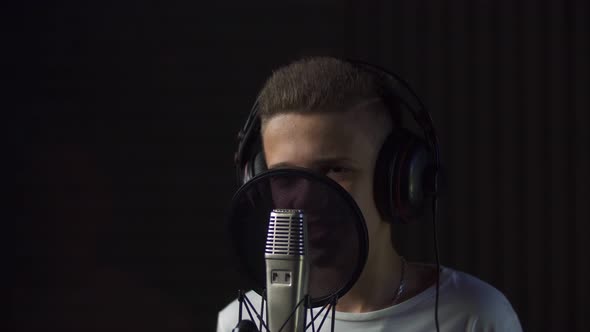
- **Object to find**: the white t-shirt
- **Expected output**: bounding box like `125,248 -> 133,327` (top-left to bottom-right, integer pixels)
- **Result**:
216,267 -> 522,332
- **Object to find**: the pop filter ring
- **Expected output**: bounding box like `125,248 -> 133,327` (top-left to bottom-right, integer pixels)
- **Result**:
226,167 -> 369,308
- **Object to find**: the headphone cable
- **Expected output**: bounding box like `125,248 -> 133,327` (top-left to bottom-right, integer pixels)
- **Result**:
432,182 -> 441,332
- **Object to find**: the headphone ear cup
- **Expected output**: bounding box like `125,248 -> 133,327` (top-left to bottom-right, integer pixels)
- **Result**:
374,132 -> 403,223
396,138 -> 433,221
243,150 -> 267,185
252,151 -> 268,177
374,130 -> 434,223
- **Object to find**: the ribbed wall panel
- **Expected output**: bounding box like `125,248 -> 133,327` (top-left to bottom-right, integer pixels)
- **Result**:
365,1 -> 589,330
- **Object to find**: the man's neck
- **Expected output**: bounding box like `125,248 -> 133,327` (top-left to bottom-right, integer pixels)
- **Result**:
335,230 -> 402,313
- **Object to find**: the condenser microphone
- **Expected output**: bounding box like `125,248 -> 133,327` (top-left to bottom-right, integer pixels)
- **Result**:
265,209 -> 309,332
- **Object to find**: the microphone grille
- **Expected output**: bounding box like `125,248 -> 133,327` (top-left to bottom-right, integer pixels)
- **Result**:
266,209 -> 305,256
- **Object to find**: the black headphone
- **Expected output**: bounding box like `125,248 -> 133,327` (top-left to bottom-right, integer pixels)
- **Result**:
233,59 -> 440,224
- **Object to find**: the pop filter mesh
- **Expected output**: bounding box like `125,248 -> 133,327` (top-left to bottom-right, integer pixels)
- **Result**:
227,168 -> 368,307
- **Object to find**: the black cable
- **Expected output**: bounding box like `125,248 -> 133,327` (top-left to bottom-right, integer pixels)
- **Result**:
432,194 -> 441,332
430,117 -> 441,332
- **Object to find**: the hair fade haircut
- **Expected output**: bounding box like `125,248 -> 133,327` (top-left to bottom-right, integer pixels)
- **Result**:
257,56 -> 402,127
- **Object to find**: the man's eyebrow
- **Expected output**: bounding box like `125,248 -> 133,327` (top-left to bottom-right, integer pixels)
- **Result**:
268,157 -> 358,169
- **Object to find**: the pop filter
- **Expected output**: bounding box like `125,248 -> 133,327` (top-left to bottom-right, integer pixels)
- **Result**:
227,167 -> 368,308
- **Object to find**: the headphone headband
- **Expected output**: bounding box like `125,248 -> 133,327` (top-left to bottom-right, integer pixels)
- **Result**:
345,60 -> 439,156
235,58 -> 440,193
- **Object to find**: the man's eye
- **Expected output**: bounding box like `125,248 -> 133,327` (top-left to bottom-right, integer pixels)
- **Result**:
329,167 -> 346,173
320,166 -> 349,175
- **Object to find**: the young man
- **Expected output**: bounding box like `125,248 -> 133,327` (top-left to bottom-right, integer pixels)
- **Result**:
217,57 -> 522,331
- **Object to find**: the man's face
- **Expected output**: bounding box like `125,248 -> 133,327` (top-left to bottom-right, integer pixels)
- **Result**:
261,105 -> 392,252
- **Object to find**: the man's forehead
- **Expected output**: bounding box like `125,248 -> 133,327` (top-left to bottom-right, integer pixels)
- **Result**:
261,110 -> 383,168
261,112 -> 359,145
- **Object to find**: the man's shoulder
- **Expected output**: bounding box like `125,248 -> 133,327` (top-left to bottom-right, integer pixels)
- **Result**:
439,267 -> 522,330
441,267 -> 511,309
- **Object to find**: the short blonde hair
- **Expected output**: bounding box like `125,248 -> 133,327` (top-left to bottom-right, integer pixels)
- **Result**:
257,56 -> 402,128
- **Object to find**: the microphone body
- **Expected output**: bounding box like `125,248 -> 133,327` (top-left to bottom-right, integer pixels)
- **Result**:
265,209 -> 309,332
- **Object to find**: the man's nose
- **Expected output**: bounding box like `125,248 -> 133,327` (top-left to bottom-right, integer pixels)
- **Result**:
270,175 -> 329,211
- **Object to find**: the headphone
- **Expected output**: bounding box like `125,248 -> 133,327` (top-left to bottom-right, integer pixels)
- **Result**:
233,59 -> 440,224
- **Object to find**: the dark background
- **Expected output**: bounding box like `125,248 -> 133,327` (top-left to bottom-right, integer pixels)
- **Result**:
7,0 -> 589,331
